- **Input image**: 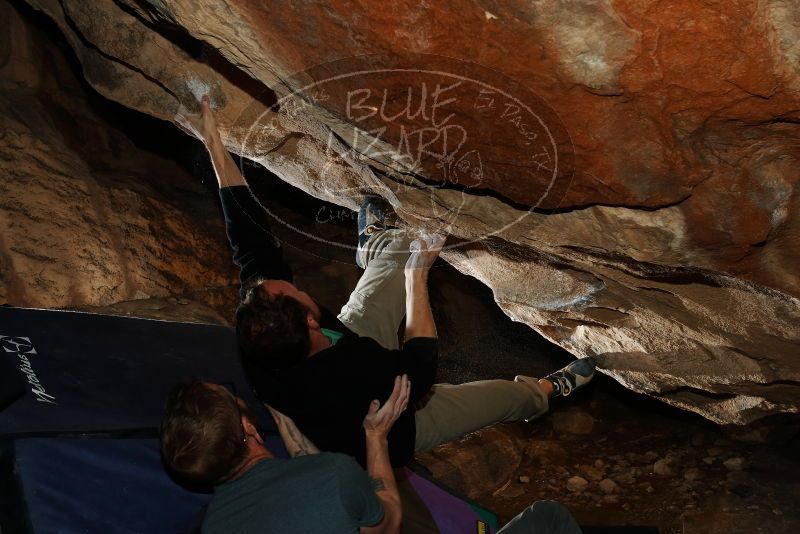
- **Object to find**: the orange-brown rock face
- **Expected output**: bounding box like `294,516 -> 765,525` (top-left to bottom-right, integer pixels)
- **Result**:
15,0 -> 800,423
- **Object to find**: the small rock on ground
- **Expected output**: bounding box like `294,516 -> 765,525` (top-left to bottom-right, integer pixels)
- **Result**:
724,457 -> 746,471
553,411 -> 596,435
567,476 -> 589,493
684,468 -> 702,481
599,478 -> 617,494
654,459 -> 674,475
579,464 -> 604,481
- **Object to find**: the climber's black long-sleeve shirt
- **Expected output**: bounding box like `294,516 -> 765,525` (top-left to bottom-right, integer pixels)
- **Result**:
219,186 -> 438,467
219,185 -> 293,296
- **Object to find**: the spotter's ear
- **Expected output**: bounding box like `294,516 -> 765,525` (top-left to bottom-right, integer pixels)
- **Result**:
307,312 -> 320,330
242,415 -> 264,445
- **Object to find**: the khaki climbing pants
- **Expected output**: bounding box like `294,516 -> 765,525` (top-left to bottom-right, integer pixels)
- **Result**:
337,229 -> 550,452
413,379 -> 549,452
337,229 -> 412,350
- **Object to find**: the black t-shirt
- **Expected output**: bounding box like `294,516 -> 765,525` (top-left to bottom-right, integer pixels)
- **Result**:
247,336 -> 437,467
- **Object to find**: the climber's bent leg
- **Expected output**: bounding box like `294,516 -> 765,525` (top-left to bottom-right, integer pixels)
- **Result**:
413,379 -> 549,452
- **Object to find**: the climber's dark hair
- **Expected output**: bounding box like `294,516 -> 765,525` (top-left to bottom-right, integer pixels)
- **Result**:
235,281 -> 310,370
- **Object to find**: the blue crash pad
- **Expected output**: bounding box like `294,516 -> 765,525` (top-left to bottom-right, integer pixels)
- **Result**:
0,307 -> 273,437
2,438 -> 497,534
5,438 -> 209,534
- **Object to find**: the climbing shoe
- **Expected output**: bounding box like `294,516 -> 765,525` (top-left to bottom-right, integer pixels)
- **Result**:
357,195 -> 395,268
523,357 -> 597,398
544,357 -> 597,397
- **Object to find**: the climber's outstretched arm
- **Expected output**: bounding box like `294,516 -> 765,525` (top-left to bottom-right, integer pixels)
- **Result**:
176,95 -> 245,188
176,96 -> 293,288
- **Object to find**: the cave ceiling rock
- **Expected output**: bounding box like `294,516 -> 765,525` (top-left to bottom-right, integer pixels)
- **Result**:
21,0 -> 800,424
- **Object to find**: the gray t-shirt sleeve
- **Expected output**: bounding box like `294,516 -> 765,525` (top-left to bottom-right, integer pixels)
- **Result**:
334,455 -> 385,527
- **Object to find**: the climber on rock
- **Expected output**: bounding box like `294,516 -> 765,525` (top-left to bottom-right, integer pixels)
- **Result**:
176,95 -> 597,468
